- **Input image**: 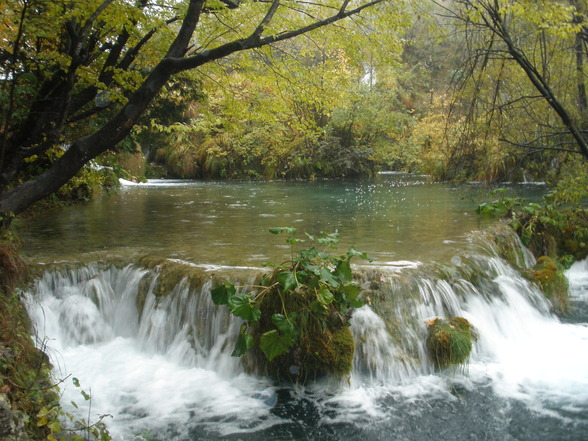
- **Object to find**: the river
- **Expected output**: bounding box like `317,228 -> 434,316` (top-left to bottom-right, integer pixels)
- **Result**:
19,175 -> 588,441
20,173 -> 503,265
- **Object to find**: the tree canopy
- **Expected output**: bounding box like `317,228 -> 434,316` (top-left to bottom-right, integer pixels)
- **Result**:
1,0 -> 587,224
423,0 -> 588,182
0,0 -> 396,224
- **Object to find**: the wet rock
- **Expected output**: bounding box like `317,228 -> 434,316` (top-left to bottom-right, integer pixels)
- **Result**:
0,394 -> 29,441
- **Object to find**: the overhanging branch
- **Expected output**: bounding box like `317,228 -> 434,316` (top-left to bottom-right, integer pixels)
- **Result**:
169,0 -> 386,72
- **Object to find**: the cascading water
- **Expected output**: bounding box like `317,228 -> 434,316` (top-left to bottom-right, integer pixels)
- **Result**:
24,238 -> 588,440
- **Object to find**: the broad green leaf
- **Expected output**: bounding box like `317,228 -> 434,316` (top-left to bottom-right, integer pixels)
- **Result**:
341,283 -> 361,302
72,377 -> 80,388
299,247 -> 319,261
228,293 -> 261,321
317,231 -> 340,245
310,300 -> 328,315
277,271 -> 297,292
260,330 -> 295,361
319,268 -> 339,288
347,247 -> 371,261
333,258 -> 352,283
49,420 -> 61,434
296,270 -> 308,282
272,313 -> 298,336
316,286 -> 334,305
301,260 -> 320,275
232,332 -> 254,357
211,282 -> 235,305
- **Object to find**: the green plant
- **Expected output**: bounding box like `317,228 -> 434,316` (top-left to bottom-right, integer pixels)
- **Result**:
426,317 -> 474,370
36,377 -> 112,441
528,256 -> 570,313
475,191 -> 588,264
211,228 -> 371,380
475,190 -> 522,219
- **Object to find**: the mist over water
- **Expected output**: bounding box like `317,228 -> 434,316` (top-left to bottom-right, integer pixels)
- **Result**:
20,176 -> 588,440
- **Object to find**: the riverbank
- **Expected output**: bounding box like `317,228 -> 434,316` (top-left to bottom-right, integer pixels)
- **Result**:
0,234 -> 55,440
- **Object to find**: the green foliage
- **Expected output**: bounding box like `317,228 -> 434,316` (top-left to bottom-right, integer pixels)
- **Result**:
426,317 -> 474,370
211,229 -> 371,380
0,234 -> 112,439
148,5 -> 418,180
475,184 -> 588,263
36,377 -> 112,441
0,287 -> 55,440
528,256 -> 570,313
409,0 -> 588,183
475,193 -> 522,218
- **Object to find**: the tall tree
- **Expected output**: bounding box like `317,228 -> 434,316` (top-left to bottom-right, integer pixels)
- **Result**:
439,0 -> 588,166
0,0 -> 390,225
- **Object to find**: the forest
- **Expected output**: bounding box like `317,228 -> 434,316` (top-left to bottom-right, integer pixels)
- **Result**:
0,0 -> 586,218
1,1 -> 588,440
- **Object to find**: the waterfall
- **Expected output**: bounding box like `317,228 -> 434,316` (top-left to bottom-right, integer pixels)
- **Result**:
23,242 -> 588,440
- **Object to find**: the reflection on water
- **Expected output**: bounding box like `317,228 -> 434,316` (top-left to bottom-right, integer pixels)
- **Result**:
20,174 -> 544,265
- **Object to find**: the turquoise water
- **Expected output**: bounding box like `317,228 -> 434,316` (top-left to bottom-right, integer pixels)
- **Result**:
19,174 -> 543,265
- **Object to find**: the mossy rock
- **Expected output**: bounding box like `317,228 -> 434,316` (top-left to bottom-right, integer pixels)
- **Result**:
248,324 -> 354,382
0,239 -> 57,440
98,167 -> 120,188
245,283 -> 355,383
118,147 -> 146,179
426,317 -> 474,369
135,257 -> 216,314
530,256 -> 569,313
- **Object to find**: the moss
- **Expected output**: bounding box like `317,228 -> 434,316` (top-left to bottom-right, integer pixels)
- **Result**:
530,256 -> 570,313
137,257 -> 208,297
98,167 -> 120,188
517,208 -> 588,262
0,237 -> 27,293
306,326 -> 354,376
0,233 -> 56,440
117,147 -> 146,179
426,317 -> 474,370
145,163 -> 170,179
245,278 -> 355,383
481,223 -> 530,269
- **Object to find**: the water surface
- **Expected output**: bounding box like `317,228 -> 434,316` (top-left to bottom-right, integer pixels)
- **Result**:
20,174 -> 542,265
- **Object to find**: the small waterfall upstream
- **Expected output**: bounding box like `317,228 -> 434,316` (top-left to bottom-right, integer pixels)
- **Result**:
24,236 -> 588,441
